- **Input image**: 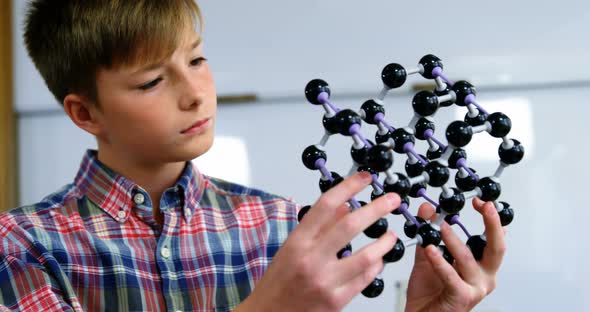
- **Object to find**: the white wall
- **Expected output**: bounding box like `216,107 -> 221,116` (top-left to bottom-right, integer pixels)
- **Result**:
13,0 -> 590,111
12,1 -> 590,311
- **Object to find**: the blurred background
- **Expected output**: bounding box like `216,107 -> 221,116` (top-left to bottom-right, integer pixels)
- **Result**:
2,0 -> 590,311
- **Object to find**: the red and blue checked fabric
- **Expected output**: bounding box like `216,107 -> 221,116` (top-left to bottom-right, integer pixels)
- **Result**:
0,150 -> 298,311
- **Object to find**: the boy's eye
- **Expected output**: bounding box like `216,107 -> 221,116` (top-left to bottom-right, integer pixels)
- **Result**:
138,77 -> 162,90
136,58 -> 206,90
190,57 -> 207,66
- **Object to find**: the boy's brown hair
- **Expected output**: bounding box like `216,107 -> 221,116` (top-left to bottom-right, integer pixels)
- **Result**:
23,0 -> 202,106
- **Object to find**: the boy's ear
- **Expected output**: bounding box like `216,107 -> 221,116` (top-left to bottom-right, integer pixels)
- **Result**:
63,93 -> 104,137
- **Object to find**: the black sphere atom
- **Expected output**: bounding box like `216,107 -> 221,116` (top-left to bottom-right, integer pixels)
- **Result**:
414,118 -> 435,140
360,99 -> 385,124
301,145 -> 326,170
351,141 -> 374,166
383,239 -> 405,263
319,172 -> 343,193
367,145 -> 393,172
439,245 -> 455,264
487,112 -> 512,138
498,139 -> 525,165
305,79 -> 330,104
412,91 -> 440,117
322,115 -> 339,134
451,80 -> 476,106
455,169 -> 478,191
409,182 -> 427,198
391,196 -> 410,216
477,177 -> 501,201
405,157 -> 425,177
434,85 -> 454,107
375,130 -> 392,145
297,205 -> 311,222
357,165 -> 378,176
381,63 -> 407,89
498,201 -> 515,226
444,213 -> 459,225
364,217 -> 389,239
332,174 -> 344,189
404,217 -> 425,238
448,148 -> 467,169
362,278 -> 385,298
418,223 -> 442,247
467,235 -> 487,261
384,173 -> 411,198
427,147 -> 443,160
446,121 -> 473,147
438,188 -> 466,214
337,243 -> 352,259
333,109 -> 362,136
419,54 -> 443,79
391,128 -> 415,153
425,161 -> 450,187
465,111 -> 487,127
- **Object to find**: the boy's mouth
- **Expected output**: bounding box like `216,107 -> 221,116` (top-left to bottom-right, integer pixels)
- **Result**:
181,118 -> 211,134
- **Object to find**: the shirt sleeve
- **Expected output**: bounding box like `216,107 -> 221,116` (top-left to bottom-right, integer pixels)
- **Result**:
0,253 -> 79,312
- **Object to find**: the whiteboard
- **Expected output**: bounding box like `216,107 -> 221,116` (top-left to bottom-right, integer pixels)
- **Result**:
12,0 -> 590,112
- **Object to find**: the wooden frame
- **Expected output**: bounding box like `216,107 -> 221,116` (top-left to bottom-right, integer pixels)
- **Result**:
1,0 -> 17,212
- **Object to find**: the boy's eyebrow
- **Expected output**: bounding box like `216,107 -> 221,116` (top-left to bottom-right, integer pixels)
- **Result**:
188,37 -> 202,52
132,38 -> 202,75
133,61 -> 166,75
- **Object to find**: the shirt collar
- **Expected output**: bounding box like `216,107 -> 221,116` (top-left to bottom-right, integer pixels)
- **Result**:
173,155 -> 206,223
74,149 -> 205,223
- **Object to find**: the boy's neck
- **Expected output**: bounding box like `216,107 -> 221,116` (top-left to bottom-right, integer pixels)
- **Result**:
96,147 -> 186,221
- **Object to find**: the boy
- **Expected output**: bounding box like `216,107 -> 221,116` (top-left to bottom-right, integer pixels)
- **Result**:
0,1 -> 505,311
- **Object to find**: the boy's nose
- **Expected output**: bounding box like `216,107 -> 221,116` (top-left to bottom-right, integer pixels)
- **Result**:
178,72 -> 205,110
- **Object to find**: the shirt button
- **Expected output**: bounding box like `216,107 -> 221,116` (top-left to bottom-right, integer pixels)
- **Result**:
117,210 -> 126,219
133,193 -> 145,205
161,246 -> 171,258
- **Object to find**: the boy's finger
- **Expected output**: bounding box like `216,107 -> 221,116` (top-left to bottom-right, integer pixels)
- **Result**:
414,202 -> 436,263
440,222 -> 481,284
424,245 -> 465,294
319,193 -> 400,254
335,230 -> 396,285
298,172 -> 373,237
335,260 -> 384,304
416,202 -> 436,221
474,199 -> 506,273
297,202 -> 351,238
472,197 -> 486,210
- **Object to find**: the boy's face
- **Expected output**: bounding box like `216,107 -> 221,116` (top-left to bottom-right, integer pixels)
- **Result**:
91,29 -> 216,165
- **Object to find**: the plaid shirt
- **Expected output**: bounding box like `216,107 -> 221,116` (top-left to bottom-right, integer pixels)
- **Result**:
0,150 -> 298,311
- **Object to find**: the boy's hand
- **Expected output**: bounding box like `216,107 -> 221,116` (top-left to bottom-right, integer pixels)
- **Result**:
405,198 -> 506,312
237,172 -> 401,312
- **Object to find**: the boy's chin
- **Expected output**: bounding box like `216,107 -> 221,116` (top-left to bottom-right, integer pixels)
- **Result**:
131,134 -> 215,164
158,149 -> 208,165
179,137 -> 214,161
